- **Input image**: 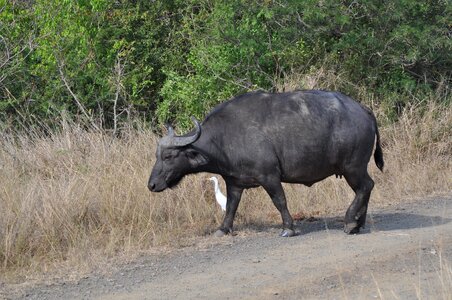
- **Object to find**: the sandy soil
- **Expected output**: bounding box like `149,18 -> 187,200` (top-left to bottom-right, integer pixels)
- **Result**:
4,195 -> 452,300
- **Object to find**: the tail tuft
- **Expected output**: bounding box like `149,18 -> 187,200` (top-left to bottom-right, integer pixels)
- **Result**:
374,126 -> 384,172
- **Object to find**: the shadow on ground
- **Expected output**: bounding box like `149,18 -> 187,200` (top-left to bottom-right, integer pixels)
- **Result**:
232,212 -> 451,237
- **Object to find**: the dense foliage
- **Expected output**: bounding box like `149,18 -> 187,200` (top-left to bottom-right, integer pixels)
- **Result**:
1,0 -> 450,129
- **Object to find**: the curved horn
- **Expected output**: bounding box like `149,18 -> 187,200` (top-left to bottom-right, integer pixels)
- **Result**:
165,123 -> 175,137
162,117 -> 201,147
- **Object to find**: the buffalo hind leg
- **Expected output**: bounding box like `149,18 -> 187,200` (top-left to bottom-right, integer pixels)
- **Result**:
344,171 -> 374,234
215,183 -> 243,237
261,180 -> 295,237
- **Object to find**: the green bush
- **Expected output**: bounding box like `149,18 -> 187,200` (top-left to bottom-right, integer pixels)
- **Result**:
1,0 -> 450,130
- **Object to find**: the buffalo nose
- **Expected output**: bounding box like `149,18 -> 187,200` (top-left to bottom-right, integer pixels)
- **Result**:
149,183 -> 156,192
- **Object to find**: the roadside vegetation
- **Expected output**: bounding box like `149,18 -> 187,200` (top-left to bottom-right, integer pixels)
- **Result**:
0,0 -> 450,282
0,88 -> 450,281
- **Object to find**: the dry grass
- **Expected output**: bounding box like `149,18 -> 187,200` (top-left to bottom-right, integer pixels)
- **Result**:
437,258 -> 452,300
0,97 -> 451,282
419,244 -> 452,300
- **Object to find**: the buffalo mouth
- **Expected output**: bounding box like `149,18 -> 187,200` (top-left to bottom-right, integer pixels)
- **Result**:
148,174 -> 168,192
148,181 -> 167,192
166,176 -> 183,189
148,176 -> 182,192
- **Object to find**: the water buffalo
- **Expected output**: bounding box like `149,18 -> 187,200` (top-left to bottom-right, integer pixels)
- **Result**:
148,90 -> 384,237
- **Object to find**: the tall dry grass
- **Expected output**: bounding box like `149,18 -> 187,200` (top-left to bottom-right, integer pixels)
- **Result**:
0,95 -> 451,281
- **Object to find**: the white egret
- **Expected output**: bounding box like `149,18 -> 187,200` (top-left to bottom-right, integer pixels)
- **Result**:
209,176 -> 226,211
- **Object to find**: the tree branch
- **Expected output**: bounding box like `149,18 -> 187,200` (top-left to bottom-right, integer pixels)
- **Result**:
112,55 -> 125,136
56,57 -> 100,131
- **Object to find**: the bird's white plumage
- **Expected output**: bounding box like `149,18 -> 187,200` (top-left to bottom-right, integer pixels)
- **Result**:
209,176 -> 227,211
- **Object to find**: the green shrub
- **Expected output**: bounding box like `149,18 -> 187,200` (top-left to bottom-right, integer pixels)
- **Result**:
1,0 -> 450,130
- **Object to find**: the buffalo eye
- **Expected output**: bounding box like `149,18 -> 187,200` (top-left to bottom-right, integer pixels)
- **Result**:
162,150 -> 178,161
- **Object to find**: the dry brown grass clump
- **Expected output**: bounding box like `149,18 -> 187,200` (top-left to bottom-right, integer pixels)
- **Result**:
0,97 -> 451,281
0,125 -> 220,280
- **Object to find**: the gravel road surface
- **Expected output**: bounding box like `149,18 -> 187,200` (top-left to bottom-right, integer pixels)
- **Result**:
5,195 -> 452,300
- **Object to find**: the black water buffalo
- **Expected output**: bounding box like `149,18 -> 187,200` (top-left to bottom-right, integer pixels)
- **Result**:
148,90 -> 384,237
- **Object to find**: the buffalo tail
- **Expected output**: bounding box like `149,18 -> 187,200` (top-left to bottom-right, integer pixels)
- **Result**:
374,126 -> 384,172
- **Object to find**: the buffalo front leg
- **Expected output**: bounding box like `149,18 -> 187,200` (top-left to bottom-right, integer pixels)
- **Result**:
214,183 -> 244,237
261,180 -> 295,237
344,171 -> 375,234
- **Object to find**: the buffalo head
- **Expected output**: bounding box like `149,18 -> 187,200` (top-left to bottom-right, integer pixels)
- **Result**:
148,117 -> 207,192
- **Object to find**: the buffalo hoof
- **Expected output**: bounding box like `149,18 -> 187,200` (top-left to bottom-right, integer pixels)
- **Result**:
214,229 -> 228,237
344,222 -> 360,234
280,228 -> 295,237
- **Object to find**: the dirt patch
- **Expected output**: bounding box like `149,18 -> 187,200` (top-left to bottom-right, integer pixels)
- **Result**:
3,195 -> 452,299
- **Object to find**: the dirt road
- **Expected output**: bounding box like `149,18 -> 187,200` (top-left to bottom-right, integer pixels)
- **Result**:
9,195 -> 452,299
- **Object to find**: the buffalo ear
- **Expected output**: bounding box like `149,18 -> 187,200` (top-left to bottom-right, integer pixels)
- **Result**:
185,149 -> 208,168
